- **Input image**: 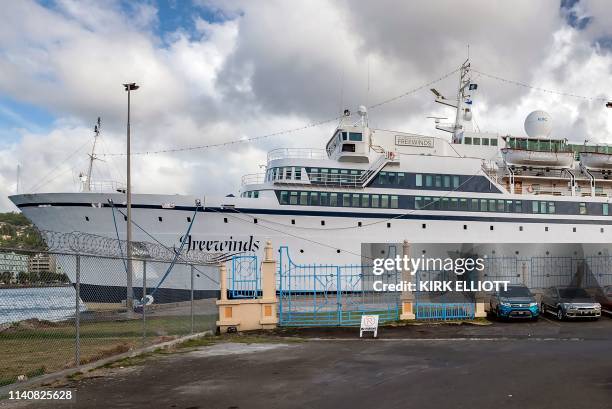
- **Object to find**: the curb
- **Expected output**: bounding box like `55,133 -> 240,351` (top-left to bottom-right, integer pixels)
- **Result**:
0,330 -> 214,399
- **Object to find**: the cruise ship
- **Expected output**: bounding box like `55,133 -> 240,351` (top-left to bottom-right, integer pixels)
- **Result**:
9,60 -> 612,301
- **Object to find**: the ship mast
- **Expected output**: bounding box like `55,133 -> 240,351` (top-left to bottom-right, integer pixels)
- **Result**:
81,117 -> 101,192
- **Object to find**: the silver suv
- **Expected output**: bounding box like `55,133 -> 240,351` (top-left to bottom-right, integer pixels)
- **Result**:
541,287 -> 601,320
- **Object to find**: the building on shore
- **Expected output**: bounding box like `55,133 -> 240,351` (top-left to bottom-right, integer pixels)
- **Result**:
0,252 -> 29,284
28,253 -> 57,275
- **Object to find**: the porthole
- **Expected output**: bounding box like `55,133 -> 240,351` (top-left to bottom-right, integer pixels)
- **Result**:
601,228 -> 604,233
336,249 -> 341,254
300,249 -> 304,253
545,226 -> 549,232
519,226 -> 523,231
422,250 -> 426,254
515,251 -> 519,255
85,216 -> 90,222
463,225 -> 467,230
422,223 -> 426,229
254,218 -> 258,224
187,217 -> 191,222
158,216 -> 163,222
124,215 -> 127,221
358,222 -> 362,227
321,220 -> 325,226
224,217 -> 228,223
381,250 -> 385,255
546,251 -> 550,255
387,222 -> 391,228
572,227 -> 576,232
196,274 -> 200,277
490,225 -> 494,231
291,219 -> 295,225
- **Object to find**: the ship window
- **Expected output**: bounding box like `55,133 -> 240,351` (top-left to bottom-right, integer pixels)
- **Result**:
415,196 -> 422,210
381,195 -> 389,208
280,191 -> 289,205
540,201 -> 547,214
388,172 -> 397,185
362,194 -> 369,207
387,222 -> 391,228
519,226 -> 523,231
342,144 -> 356,152
289,192 -> 298,205
372,195 -> 380,208
480,199 -> 488,212
352,194 -> 360,207
497,200 -> 504,212
548,202 -> 555,214
330,193 -> 338,206
532,201 -> 538,213
452,176 -> 460,188
286,168 -> 292,179
85,216 -> 90,221
473,138 -> 481,145
443,175 -> 451,188
603,203 -> 609,216
342,132 -> 348,141
515,201 -> 522,213
490,138 -> 498,146
300,192 -> 308,205
254,218 -> 258,224
187,217 -> 191,222
224,217 -> 228,223
489,199 -> 496,212
426,197 -> 437,210
379,172 -> 387,184
573,227 -> 577,232
482,138 -> 490,146
425,175 -> 433,187
415,174 -> 423,187
397,173 -> 405,185
441,198 -> 450,210
321,220 -> 325,226
158,216 -> 163,222
601,227 -> 605,233
505,200 -> 512,212
579,203 -> 587,215
391,196 -> 399,209
471,198 -> 479,211
342,193 -> 351,207
295,168 -> 302,180
450,198 -> 458,210
435,175 -> 442,188
320,192 -> 329,206
358,221 -> 362,227
490,225 -> 494,231
254,191 -> 259,198
464,137 -> 472,145
422,223 -> 427,229
545,226 -> 549,232
460,198 -> 468,210
291,219 -> 295,225
309,192 -> 319,206
124,215 -> 127,221
463,225 -> 468,230
349,132 -> 363,141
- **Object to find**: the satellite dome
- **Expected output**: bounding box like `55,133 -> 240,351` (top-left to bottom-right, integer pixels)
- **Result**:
524,110 -> 552,138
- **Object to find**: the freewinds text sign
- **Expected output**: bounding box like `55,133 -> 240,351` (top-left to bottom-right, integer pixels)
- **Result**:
395,135 -> 434,148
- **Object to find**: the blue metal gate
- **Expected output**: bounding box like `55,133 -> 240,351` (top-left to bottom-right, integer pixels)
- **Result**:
414,269 -> 475,320
228,255 -> 260,299
278,246 -> 400,326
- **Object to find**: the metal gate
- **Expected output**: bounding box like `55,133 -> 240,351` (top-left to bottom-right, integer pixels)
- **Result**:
278,246 -> 400,326
414,269 -> 475,320
228,255 -> 260,299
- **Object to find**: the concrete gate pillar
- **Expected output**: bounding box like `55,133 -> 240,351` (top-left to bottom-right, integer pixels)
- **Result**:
474,260 -> 487,318
400,240 -> 416,320
216,240 -> 278,333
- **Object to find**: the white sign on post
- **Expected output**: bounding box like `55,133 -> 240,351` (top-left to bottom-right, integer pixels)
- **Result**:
359,315 -> 379,338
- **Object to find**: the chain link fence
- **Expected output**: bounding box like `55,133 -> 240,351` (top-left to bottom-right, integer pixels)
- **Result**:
0,247 -> 219,387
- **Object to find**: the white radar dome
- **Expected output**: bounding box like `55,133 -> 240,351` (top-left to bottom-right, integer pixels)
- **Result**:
524,110 -> 552,138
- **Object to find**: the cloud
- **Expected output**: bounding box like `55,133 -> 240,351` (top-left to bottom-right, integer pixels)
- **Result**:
0,0 -> 612,213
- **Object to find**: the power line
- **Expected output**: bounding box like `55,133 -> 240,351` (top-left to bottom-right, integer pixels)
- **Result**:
99,66 -> 462,157
472,69 -> 610,102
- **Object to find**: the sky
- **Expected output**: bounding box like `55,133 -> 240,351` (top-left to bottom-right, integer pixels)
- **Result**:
1,0 -> 612,211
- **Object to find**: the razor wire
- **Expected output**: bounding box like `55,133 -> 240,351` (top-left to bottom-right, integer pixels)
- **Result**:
33,228 -> 236,265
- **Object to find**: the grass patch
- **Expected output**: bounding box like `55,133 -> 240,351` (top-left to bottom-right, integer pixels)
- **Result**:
0,314 -> 216,386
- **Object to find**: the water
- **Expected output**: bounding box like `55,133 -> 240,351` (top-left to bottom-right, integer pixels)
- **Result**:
0,287 -> 86,324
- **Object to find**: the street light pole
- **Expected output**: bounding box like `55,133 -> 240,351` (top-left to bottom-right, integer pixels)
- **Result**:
123,82 -> 139,315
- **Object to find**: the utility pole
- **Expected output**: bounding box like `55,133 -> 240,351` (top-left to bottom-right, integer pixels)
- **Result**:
123,82 -> 139,315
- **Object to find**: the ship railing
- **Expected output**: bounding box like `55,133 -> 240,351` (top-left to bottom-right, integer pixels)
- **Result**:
241,173 -> 266,186
267,148 -> 328,163
86,180 -> 127,193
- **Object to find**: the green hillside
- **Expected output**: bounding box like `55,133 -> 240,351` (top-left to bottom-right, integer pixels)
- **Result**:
0,212 -> 45,249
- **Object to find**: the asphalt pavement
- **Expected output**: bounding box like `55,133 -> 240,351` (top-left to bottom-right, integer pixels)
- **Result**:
3,316 -> 612,409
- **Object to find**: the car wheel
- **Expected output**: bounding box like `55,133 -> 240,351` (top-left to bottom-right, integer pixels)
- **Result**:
557,307 -> 565,321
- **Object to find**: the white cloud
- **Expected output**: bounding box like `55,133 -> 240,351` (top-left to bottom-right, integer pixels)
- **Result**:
0,0 -> 612,213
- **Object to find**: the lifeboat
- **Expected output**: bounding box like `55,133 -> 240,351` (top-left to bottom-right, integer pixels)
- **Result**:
501,148 -> 574,167
579,152 -> 612,169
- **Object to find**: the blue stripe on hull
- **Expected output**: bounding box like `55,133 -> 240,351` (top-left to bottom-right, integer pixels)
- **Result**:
76,283 -> 219,304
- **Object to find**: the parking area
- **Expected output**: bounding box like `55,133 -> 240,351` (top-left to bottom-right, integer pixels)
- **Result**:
3,315 -> 612,409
